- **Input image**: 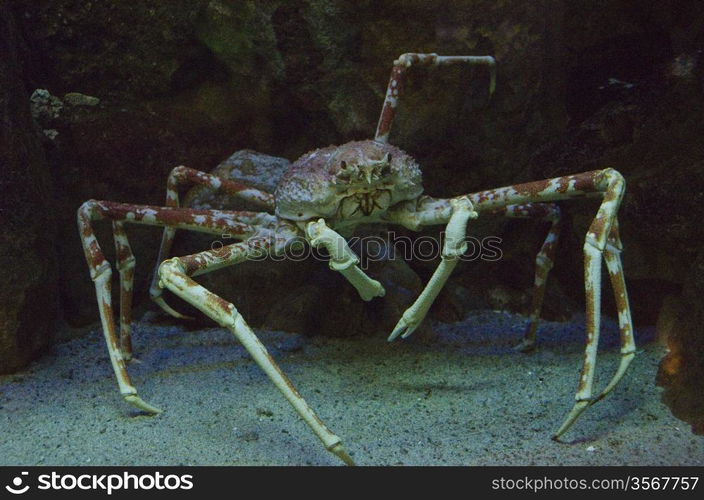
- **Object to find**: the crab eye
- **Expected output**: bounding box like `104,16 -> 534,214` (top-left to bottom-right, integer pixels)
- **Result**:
340,161 -> 347,170
380,164 -> 391,176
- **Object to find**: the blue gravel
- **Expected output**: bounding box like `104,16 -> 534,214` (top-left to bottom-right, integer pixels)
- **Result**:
0,311 -> 701,466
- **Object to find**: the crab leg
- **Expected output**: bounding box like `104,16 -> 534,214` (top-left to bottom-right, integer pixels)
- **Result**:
166,165 -> 275,211
553,220 -> 635,439
388,197 -> 477,341
78,205 -> 160,413
386,200 -> 562,344
473,169 -> 631,438
490,203 -> 563,352
388,169 -> 634,436
113,221 -> 136,359
593,220 -> 635,403
375,53 -> 496,142
158,241 -> 355,466
150,166 -> 275,318
305,218 -> 386,301
77,200 -> 263,414
81,200 -> 263,235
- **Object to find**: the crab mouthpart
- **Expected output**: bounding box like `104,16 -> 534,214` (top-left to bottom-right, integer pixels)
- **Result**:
339,189 -> 392,218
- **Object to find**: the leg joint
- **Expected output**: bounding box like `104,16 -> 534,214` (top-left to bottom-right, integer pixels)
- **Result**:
77,199 -> 101,221
92,261 -> 112,282
116,254 -> 136,272
158,257 -> 186,281
584,234 -> 605,252
597,168 -> 626,196
535,253 -> 554,269
605,241 -> 623,254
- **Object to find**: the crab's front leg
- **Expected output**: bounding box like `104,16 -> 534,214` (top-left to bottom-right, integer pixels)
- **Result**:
158,238 -> 355,466
305,219 -> 386,301
388,197 -> 477,341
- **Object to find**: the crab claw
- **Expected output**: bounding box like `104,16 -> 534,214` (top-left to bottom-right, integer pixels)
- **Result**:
152,293 -> 194,321
124,394 -> 163,415
329,442 -> 356,466
387,309 -> 423,342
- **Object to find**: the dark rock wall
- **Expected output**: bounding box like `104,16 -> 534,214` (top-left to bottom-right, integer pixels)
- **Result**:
11,0 -> 569,329
2,0 -> 703,430
0,0 -> 58,373
657,249 -> 704,435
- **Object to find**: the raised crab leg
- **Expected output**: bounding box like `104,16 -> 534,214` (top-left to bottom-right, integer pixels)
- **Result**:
78,199 -> 264,413
388,197 -> 477,340
305,218 -> 386,301
158,239 -> 355,466
149,166 -> 275,318
375,52 -> 496,143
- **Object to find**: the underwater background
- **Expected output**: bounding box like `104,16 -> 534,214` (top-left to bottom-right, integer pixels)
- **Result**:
1,0 -> 703,464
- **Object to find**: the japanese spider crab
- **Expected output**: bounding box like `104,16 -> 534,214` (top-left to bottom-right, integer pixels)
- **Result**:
78,53 -> 634,465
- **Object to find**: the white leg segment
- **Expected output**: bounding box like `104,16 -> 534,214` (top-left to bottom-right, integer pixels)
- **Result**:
388,197 -> 477,341
158,252 -> 354,466
306,219 -> 386,301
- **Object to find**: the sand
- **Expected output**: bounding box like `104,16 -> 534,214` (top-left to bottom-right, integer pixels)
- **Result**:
1,310 -> 702,466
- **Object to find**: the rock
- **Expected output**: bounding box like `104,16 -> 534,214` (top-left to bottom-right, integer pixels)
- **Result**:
30,88 -> 63,121
0,3 -> 58,373
29,88 -> 63,141
259,240 -> 430,339
15,1 -> 210,100
184,150 -> 290,210
63,92 -> 100,107
523,46 -> 704,325
656,249 -> 704,435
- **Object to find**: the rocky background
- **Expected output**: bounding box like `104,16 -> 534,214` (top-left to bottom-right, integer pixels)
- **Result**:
1,0 -> 702,433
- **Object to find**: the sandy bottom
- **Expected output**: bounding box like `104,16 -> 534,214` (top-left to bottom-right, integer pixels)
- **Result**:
1,311 -> 702,466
